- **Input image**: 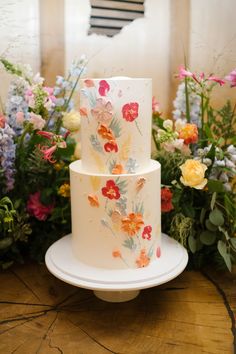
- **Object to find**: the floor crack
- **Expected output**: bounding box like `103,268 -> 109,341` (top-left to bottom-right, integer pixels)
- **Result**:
11,270 -> 41,302
201,269 -> 236,353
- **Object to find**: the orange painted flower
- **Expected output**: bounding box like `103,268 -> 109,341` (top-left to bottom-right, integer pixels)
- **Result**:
84,79 -> 94,87
112,164 -> 125,175
112,249 -> 122,258
101,180 -> 120,200
79,107 -> 88,117
111,209 -> 122,224
97,124 -> 115,141
136,249 -> 150,268
136,177 -> 146,192
178,123 -> 198,145
121,212 -> 144,236
88,194 -> 99,207
122,102 -> 139,122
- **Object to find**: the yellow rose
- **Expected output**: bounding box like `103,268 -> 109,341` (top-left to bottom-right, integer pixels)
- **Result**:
180,159 -> 208,189
62,110 -> 81,132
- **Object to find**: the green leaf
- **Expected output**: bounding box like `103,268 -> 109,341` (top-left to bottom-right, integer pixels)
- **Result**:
200,230 -> 216,245
210,192 -> 217,210
230,238 -> 236,250
217,240 -> 232,271
0,237 -> 13,250
188,234 -> 197,253
209,208 -> 224,226
200,208 -> 207,225
205,219 -> 218,232
207,180 -> 224,193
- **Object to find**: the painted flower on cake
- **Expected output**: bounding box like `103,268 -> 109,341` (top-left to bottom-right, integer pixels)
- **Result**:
98,80 -> 110,96
180,159 -> 208,189
121,212 -> 144,236
112,249 -> 122,258
122,102 -> 139,122
142,225 -> 152,240
97,124 -> 115,141
136,249 -> 150,268
27,191 -> 54,221
156,246 -> 161,258
88,194 -> 99,207
161,187 -> 174,212
101,180 -> 120,200
104,141 -> 118,153
91,98 -> 113,124
84,79 -> 94,87
178,123 -> 198,145
111,164 -> 125,175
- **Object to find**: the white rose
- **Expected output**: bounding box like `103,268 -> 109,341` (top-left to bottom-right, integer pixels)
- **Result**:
163,119 -> 173,131
62,110 -> 81,132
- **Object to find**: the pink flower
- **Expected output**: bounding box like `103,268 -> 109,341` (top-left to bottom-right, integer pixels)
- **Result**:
43,87 -> 56,110
37,131 -> 54,139
225,69 -> 236,87
27,191 -> 54,221
98,80 -> 110,96
156,246 -> 161,258
29,113 -> 45,130
122,102 -> 139,122
25,89 -> 35,108
0,115 -> 6,128
16,112 -> 24,125
38,145 -> 57,163
152,96 -> 160,113
91,98 -> 113,124
178,66 -> 194,79
207,75 -> 225,86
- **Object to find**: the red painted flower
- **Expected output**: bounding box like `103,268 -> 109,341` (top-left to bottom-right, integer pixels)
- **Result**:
142,225 -> 152,240
104,141 -> 118,153
102,180 -> 120,200
98,80 -> 110,96
161,187 -> 174,212
27,191 -> 54,221
122,102 -> 139,122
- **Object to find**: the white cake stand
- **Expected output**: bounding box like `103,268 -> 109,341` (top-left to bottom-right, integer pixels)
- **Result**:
45,234 -> 188,302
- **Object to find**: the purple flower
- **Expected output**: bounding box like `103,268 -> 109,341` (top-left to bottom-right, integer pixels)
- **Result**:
0,123 -> 16,191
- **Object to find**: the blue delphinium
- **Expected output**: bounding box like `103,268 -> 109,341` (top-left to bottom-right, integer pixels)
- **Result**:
0,123 -> 16,192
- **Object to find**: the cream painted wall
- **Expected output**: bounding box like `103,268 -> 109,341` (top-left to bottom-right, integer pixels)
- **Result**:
0,0 -> 40,101
65,0 -> 171,114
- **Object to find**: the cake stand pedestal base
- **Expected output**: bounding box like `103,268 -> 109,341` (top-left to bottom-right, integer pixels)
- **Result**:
93,290 -> 140,302
45,234 -> 188,303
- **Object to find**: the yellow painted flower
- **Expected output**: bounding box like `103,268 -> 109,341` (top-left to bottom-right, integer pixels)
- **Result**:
180,159 -> 208,189
58,183 -> 70,197
62,110 -> 81,132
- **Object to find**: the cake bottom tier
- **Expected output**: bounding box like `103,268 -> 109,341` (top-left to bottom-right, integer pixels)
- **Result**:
69,160 -> 161,269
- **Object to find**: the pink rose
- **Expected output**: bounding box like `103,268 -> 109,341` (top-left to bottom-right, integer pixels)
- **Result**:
29,112 -> 45,130
27,191 -> 54,221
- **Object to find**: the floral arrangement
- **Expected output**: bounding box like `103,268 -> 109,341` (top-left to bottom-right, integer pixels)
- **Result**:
0,56 -> 235,272
152,66 -> 236,271
0,56 -> 86,268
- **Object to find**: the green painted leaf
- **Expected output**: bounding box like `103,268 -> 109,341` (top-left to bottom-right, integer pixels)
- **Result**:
188,235 -> 197,253
200,230 -> 216,245
123,237 -> 135,250
205,219 -> 218,232
209,208 -> 224,226
109,117 -> 122,138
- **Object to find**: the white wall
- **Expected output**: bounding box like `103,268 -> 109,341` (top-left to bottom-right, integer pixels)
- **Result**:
0,0 -> 40,101
65,0 -> 171,113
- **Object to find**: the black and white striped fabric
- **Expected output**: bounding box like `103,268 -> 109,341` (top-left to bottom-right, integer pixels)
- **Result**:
89,0 -> 145,37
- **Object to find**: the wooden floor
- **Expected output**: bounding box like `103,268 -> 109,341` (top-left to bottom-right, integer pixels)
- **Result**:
0,263 -> 235,354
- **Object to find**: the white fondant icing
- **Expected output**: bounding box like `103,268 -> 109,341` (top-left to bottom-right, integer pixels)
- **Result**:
70,160 -> 161,269
79,78 -> 152,174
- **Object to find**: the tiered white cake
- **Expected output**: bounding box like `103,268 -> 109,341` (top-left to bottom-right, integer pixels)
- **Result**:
70,78 -> 161,269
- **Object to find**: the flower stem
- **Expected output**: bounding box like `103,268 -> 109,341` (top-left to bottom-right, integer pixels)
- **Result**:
184,77 -> 190,123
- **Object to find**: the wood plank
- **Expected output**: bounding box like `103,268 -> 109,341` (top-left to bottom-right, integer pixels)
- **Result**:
89,27 -> 121,37
0,264 -> 234,353
91,7 -> 144,20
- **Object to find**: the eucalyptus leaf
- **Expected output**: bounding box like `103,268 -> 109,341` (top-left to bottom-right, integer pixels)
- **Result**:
188,234 -> 197,253
217,240 -> 232,272
207,180 -> 224,193
205,219 -> 218,232
200,230 -> 216,245
210,192 -> 217,210
200,208 -> 206,225
209,208 -> 224,226
230,238 -> 236,250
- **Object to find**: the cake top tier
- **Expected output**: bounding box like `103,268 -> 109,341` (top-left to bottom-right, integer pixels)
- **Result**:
79,77 -> 152,174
